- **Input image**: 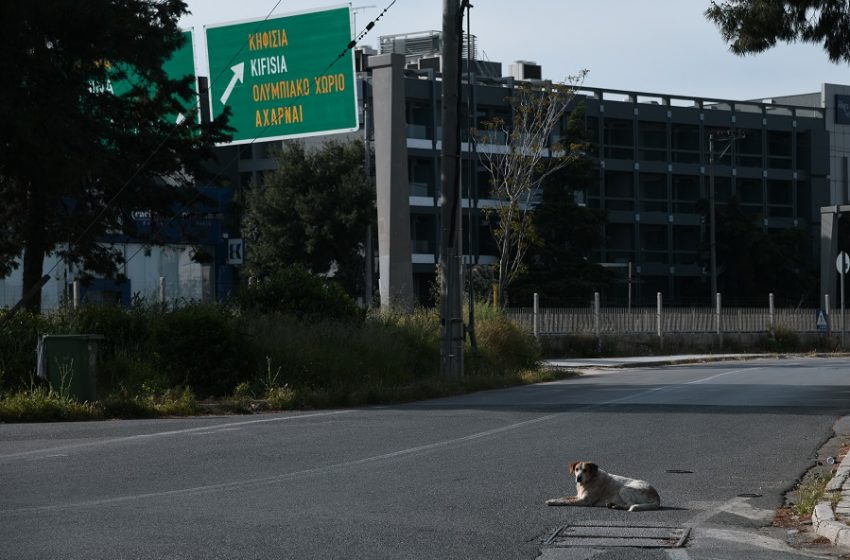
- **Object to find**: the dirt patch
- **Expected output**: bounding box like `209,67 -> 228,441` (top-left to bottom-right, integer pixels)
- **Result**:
772,506 -> 809,528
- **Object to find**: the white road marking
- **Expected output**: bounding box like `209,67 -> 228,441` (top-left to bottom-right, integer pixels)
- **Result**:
189,428 -> 240,436
1,413 -> 562,515
685,366 -> 763,385
0,410 -> 352,461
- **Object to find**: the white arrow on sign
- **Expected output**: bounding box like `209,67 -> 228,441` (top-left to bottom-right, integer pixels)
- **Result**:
219,62 -> 245,106
838,251 -> 850,274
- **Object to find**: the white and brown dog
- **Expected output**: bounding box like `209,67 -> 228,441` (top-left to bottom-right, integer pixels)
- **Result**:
546,461 -> 661,512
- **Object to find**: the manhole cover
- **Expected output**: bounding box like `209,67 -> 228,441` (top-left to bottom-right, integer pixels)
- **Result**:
544,522 -> 690,549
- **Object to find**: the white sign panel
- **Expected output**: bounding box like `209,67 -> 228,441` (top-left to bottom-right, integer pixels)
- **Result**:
227,238 -> 244,265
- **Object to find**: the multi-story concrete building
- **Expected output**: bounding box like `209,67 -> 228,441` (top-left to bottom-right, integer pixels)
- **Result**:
4,35 -> 837,311
11,31 -> 841,312
227,32 -> 833,307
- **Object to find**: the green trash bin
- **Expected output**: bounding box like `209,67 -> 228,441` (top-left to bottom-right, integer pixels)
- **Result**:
37,335 -> 104,402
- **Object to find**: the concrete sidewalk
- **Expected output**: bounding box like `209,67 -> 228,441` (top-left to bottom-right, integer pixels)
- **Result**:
543,353 -> 772,369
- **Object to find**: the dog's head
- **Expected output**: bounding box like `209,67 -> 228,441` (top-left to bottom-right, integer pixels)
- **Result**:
568,461 -> 599,484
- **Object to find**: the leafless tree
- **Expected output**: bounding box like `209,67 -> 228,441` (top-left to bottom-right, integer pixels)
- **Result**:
476,70 -> 589,305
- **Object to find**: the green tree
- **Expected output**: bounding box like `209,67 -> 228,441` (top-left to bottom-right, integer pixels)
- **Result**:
705,1 -> 850,62
0,1 -> 231,312
242,140 -> 374,297
707,197 -> 817,305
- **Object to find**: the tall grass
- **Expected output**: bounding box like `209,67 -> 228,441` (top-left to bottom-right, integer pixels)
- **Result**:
0,299 -> 554,420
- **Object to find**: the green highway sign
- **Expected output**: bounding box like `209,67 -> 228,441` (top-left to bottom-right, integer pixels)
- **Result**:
205,5 -> 358,145
106,30 -> 198,125
162,30 -> 198,125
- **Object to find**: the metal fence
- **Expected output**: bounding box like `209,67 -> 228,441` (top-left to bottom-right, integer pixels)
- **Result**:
506,301 -> 827,336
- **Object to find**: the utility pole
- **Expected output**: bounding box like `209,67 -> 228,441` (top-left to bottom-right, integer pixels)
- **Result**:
440,0 -> 464,379
708,129 -> 744,303
363,99 -> 373,308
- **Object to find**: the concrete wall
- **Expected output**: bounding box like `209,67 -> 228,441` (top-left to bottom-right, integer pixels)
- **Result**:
539,331 -> 839,357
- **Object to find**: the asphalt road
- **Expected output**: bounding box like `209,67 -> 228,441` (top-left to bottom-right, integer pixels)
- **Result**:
3,356 -> 850,559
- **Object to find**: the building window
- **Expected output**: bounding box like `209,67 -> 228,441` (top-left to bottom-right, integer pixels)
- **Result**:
796,132 -> 811,170
606,223 -> 635,263
409,157 -> 435,197
582,115 -> 600,157
603,119 -> 633,160
605,171 -> 634,211
767,179 -> 793,217
737,178 -> 762,204
638,121 -> 667,162
767,131 -> 792,169
672,124 -> 700,163
639,173 -> 667,212
410,213 -> 436,254
406,102 -> 433,140
796,180 -> 810,220
737,177 -> 763,217
735,129 -> 762,168
714,177 -> 732,205
673,226 -> 699,265
640,224 -> 668,264
673,175 -> 700,213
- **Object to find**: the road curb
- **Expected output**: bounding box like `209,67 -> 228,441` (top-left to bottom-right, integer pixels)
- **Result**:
812,442 -> 850,550
543,353 -> 773,370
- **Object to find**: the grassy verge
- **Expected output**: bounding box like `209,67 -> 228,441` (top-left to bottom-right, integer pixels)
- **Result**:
0,301 -> 576,423
0,368 -> 579,422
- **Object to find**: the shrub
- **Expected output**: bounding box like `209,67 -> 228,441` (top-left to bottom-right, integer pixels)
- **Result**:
242,308 -> 440,393
0,311 -> 51,392
149,304 -> 257,397
768,325 -> 800,353
468,303 -> 541,375
237,265 -> 364,322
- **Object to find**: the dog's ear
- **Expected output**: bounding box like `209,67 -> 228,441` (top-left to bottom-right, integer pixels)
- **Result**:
568,461 -> 578,473
586,462 -> 599,475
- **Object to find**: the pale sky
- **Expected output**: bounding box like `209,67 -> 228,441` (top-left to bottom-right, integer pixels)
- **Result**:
180,0 -> 850,102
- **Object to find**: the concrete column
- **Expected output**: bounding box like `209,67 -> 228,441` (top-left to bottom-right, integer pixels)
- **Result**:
822,207 -> 841,311
367,53 -> 414,311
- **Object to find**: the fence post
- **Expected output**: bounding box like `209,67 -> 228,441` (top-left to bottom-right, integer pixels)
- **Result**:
594,292 -> 601,353
769,293 -> 775,338
159,276 -> 166,310
656,292 -> 663,349
533,292 -> 539,339
826,293 -> 831,336
715,292 -> 722,349
72,280 -> 81,310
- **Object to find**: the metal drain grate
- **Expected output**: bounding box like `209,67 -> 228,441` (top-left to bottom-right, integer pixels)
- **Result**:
544,522 -> 690,548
